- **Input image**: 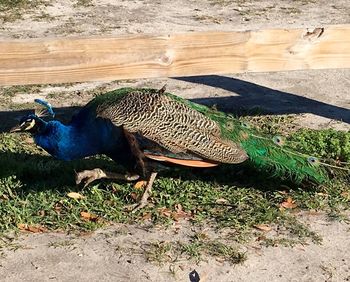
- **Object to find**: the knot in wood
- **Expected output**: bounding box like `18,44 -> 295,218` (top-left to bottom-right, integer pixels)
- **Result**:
160,51 -> 173,66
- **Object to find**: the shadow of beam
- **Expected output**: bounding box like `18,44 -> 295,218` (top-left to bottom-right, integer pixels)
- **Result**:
175,75 -> 350,123
1,75 -> 349,133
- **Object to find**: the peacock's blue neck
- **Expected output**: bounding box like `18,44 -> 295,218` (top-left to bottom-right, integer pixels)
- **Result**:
33,119 -> 117,161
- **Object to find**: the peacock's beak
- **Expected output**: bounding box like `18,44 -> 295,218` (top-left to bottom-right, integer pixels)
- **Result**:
9,124 -> 24,133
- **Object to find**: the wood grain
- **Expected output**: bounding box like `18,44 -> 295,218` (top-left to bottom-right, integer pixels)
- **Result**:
0,25 -> 349,85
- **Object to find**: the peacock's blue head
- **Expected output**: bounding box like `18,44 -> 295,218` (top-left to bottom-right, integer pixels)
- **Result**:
10,99 -> 55,134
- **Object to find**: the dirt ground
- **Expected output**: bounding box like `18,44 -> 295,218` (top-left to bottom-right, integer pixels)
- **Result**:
0,0 -> 350,281
1,213 -> 350,282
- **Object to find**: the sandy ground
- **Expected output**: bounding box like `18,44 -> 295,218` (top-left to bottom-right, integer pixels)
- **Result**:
1,214 -> 350,282
0,0 -> 350,281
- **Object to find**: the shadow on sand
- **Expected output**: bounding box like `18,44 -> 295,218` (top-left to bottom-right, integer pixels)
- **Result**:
1,75 -> 349,133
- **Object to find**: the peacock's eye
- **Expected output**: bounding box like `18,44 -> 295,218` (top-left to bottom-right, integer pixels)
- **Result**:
22,118 -> 36,130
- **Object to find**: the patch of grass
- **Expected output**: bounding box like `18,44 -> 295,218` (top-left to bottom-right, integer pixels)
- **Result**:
143,237 -> 246,266
0,0 -> 49,22
296,0 -> 316,4
210,0 -> 245,6
280,6 -> 302,15
32,11 -> 56,22
143,241 -> 173,265
46,93 -> 60,99
180,235 -> 246,265
193,15 -> 222,24
0,123 -> 349,263
8,102 -> 39,111
48,240 -> 76,249
0,234 -> 25,258
74,0 -> 93,7
206,241 -> 246,264
0,85 -> 35,109
1,85 -> 42,97
0,240 -> 23,253
240,114 -> 299,135
289,129 -> 350,161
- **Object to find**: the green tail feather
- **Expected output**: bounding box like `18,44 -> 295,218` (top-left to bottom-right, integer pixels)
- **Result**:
216,113 -> 329,183
168,92 -> 334,184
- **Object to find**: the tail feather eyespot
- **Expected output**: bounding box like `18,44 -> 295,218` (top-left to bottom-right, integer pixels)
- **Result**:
307,156 -> 320,165
272,135 -> 285,146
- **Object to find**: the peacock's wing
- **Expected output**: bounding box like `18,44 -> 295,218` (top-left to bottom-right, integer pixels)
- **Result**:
96,88 -> 248,164
133,132 -> 219,168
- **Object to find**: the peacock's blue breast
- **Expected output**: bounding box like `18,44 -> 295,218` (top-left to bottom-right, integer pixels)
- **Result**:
32,104 -> 133,168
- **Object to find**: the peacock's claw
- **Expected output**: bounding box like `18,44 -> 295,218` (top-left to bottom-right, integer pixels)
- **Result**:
75,168 -> 140,188
125,173 -> 140,181
75,168 -> 104,187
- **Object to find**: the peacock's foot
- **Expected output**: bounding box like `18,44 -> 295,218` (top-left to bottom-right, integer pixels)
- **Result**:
75,168 -> 140,188
125,172 -> 158,213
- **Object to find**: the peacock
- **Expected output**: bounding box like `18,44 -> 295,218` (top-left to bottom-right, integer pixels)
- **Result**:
10,86 -> 345,211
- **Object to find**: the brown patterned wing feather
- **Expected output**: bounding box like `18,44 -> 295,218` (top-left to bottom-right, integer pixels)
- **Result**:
144,153 -> 220,168
97,89 -> 248,164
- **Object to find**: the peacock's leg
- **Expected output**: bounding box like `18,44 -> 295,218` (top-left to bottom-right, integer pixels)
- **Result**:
125,172 -> 158,213
122,129 -> 158,212
123,128 -> 148,175
75,168 -> 140,188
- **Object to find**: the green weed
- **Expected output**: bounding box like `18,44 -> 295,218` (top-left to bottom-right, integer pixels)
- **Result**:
0,122 -> 349,263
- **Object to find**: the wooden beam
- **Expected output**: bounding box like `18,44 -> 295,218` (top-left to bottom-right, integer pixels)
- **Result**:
0,25 -> 350,85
